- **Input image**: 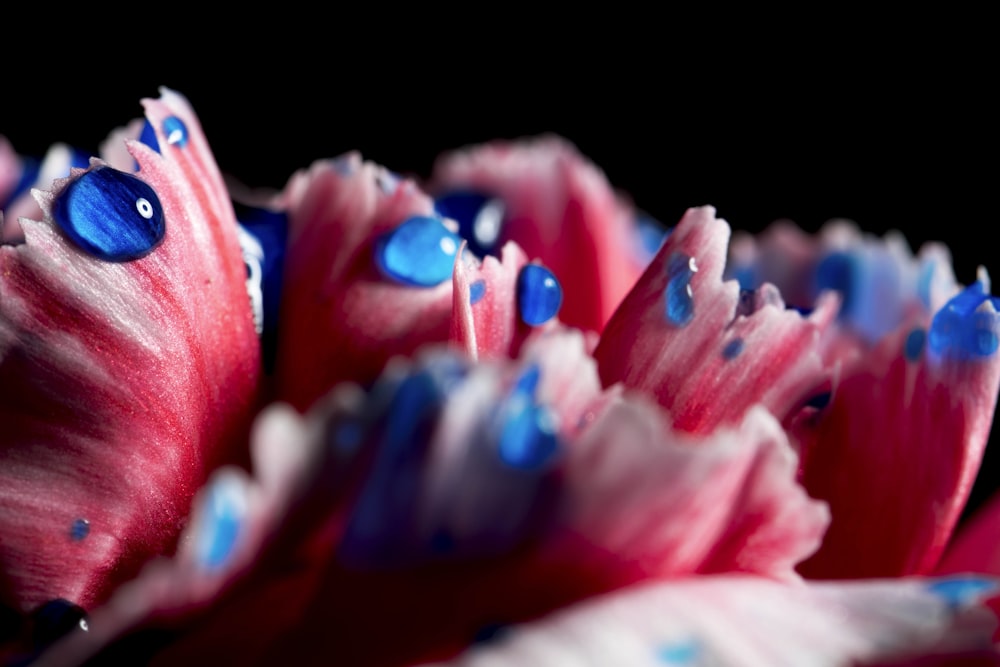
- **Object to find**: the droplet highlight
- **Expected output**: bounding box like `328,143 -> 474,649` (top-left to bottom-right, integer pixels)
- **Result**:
162,116 -> 189,147
375,216 -> 462,287
52,166 -> 165,261
517,264 -> 562,326
434,190 -> 506,258
664,253 -> 697,326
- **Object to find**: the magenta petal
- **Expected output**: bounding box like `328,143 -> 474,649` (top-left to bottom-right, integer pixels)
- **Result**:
273,156 -> 455,411
0,88 -> 260,615
430,135 -> 645,334
594,206 -> 834,435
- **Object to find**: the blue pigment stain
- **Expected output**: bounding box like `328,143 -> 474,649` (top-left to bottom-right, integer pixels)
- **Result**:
905,328 -> 926,361
52,167 -> 165,261
928,280 -> 1000,359
722,338 -> 744,359
69,518 -> 89,542
664,253 -> 697,326
375,216 -> 461,287
196,478 -> 245,570
926,576 -> 1000,611
657,638 -> 701,664
469,279 -> 486,305
434,190 -> 506,258
517,264 -> 562,326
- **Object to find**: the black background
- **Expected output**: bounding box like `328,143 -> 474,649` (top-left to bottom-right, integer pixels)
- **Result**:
2,19 -> 996,521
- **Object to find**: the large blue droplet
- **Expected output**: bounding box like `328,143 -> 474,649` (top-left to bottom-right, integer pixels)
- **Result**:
926,575 -> 999,610
664,253 -> 697,326
517,264 -> 562,326
375,215 -> 461,287
69,518 -> 89,542
434,190 -> 506,258
195,476 -> 246,570
928,280 -> 1000,359
52,166 -> 165,261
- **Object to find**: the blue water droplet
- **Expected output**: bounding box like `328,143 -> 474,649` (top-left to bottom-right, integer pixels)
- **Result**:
434,190 -> 506,258
517,264 -> 562,326
928,280 -> 1000,359
69,518 -> 89,542
138,120 -> 160,153
52,167 -> 165,261
815,251 -> 856,311
195,476 -> 246,570
162,116 -> 188,147
926,576 -> 999,610
722,338 -> 744,359
375,216 -> 462,287
469,279 -> 486,305
31,599 -> 88,649
905,328 -> 926,361
498,401 -> 560,470
657,638 -> 701,664
664,253 -> 697,326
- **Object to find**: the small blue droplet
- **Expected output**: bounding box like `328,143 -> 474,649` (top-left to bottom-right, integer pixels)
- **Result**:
657,638 -> 701,664
905,328 -> 926,361
928,280 -> 1000,359
434,190 -> 506,258
815,251 -> 857,313
664,253 -> 697,326
926,576 -> 999,610
722,338 -> 744,359
196,476 -> 246,570
52,167 -> 165,262
469,279 -> 486,305
498,402 -> 560,470
162,116 -> 188,147
69,518 -> 89,542
375,216 -> 462,287
517,264 -> 562,326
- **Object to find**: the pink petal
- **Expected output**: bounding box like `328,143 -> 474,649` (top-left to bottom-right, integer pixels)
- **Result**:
939,491 -> 1000,578
424,575 -> 1000,667
0,88 -> 260,616
594,205 -> 835,435
271,155 -> 454,411
797,278 -> 1000,579
430,135 -> 647,334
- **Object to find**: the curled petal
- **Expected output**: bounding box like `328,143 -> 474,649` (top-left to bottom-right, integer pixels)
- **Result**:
423,575 -> 1000,667
430,135 -> 647,334
0,88 -> 260,617
271,154 -> 454,410
595,205 -> 834,435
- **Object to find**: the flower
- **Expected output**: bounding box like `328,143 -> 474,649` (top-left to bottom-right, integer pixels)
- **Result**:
2,88 -> 1000,666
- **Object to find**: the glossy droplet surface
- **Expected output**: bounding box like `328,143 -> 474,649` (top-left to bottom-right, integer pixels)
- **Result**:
434,190 -> 506,258
517,264 -> 562,326
375,216 -> 461,287
928,280 -> 1000,359
925,575 -> 999,610
69,518 -> 89,541
469,279 -> 486,305
195,474 -> 247,570
52,166 -> 165,261
32,599 -> 88,649
664,253 -> 697,326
